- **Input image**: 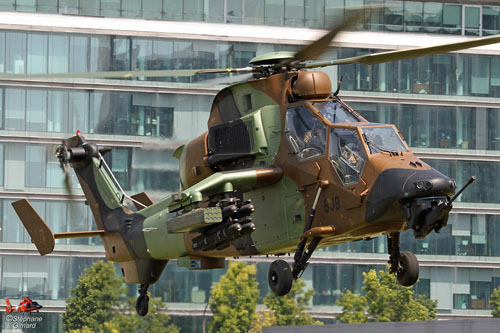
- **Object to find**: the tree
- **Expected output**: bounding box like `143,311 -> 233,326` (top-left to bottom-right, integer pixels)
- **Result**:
209,261 -> 260,333
263,278 -> 322,326
63,260 -> 178,333
62,260 -> 124,331
490,287 -> 500,317
337,268 -> 437,323
104,297 -> 179,333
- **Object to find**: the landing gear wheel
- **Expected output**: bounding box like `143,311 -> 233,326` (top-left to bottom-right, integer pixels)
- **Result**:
396,251 -> 419,287
268,260 -> 293,296
136,294 -> 149,316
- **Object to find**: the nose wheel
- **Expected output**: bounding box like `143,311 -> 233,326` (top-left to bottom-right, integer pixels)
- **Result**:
136,284 -> 150,316
388,233 -> 419,287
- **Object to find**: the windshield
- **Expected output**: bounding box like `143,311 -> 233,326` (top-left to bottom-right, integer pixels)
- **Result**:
362,126 -> 409,154
312,100 -> 361,124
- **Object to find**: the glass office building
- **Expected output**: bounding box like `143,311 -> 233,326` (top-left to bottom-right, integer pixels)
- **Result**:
0,1 -> 499,331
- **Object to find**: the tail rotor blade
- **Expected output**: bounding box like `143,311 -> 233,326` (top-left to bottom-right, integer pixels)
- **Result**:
63,165 -> 74,198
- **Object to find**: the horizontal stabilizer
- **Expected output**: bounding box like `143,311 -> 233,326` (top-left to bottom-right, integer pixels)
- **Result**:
54,230 -> 104,239
131,192 -> 154,210
12,199 -> 55,255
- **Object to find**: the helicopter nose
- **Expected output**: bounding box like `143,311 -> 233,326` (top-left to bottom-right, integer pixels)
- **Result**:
366,167 -> 456,226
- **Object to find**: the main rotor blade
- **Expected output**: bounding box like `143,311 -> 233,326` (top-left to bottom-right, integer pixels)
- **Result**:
280,5 -> 382,67
306,34 -> 500,68
0,67 -> 253,80
292,12 -> 363,63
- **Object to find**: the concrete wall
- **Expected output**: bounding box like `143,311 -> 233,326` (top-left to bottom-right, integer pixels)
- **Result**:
264,319 -> 500,333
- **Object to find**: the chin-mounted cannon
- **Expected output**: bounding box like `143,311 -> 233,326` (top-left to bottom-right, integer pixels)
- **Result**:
404,176 -> 476,239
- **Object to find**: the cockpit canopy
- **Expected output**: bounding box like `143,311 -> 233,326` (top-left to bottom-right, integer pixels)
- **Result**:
285,99 -> 409,185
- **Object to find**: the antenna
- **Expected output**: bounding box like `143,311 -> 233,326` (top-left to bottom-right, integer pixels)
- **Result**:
334,75 -> 343,96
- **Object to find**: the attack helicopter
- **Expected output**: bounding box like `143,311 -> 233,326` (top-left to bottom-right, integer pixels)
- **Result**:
6,9 -> 492,316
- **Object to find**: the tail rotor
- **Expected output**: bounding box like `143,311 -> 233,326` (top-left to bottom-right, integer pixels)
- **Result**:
55,131 -> 89,197
55,141 -> 74,197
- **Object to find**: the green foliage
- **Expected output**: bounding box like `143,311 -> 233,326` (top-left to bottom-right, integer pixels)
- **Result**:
490,286 -> 500,317
336,290 -> 367,324
62,260 -> 124,331
104,297 -> 179,333
263,278 -> 322,326
209,261 -> 260,333
337,268 -> 437,323
249,309 -> 276,333
63,260 -> 178,333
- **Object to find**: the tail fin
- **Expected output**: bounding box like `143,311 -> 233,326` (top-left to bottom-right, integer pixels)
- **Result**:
12,199 -> 105,255
12,200 -> 55,255
5,298 -> 13,313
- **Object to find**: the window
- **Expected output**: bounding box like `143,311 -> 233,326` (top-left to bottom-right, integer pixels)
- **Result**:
285,105 -> 327,160
5,88 -> 26,131
464,5 -> 481,36
70,36 -> 89,73
0,144 -> 3,187
330,128 -> 366,185
385,1 -> 403,32
362,126 -> 408,154
37,0 -> 57,13
312,100 -> 361,124
47,90 -> 69,132
404,1 -> 423,32
59,0 -> 79,14
423,2 -> 442,33
483,6 -> 500,35
325,0 -> 343,27
285,0 -> 304,27
68,91 -> 89,134
454,294 -> 470,309
142,0 -> 162,19
470,281 -> 492,309
244,0 -> 264,24
226,0 -> 241,23
163,0 -> 183,20
443,4 -> 461,35
26,89 -> 47,131
27,33 -> 47,74
48,35 -> 69,73
265,0 -> 284,25
6,32 -> 26,74
121,0 -> 141,18
305,0 -> 324,28
184,0 -> 203,21
80,0 -> 99,16
101,0 -> 121,16
26,145 -> 47,188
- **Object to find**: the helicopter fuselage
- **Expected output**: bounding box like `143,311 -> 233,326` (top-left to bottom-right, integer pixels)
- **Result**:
138,70 -> 456,262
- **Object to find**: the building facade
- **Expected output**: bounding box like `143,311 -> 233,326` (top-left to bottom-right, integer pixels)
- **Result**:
0,1 -> 499,331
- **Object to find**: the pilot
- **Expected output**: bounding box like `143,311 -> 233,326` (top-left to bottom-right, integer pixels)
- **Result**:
341,145 -> 361,170
303,127 -> 326,153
